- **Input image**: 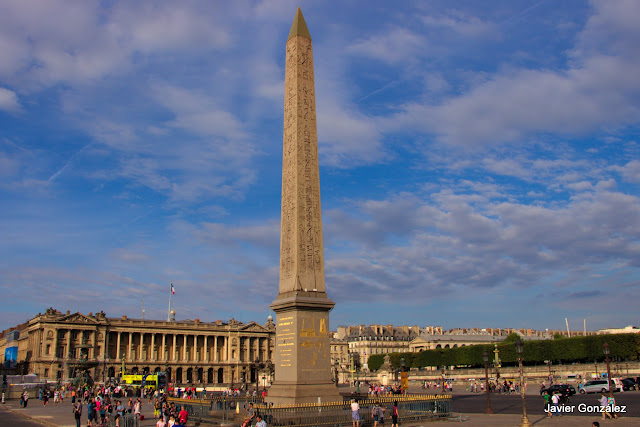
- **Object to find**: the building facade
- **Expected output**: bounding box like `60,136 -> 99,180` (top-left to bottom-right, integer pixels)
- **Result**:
0,308 -> 275,387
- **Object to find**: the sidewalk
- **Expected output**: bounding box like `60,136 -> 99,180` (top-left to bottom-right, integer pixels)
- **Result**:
0,399 -> 159,427
3,399 -> 640,426
443,413 -> 640,426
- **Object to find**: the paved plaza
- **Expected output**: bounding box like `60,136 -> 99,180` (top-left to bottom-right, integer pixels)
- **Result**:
2,389 -> 640,427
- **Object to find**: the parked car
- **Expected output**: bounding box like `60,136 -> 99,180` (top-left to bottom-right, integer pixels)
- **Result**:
621,378 -> 637,391
580,379 -> 612,394
540,384 -> 576,397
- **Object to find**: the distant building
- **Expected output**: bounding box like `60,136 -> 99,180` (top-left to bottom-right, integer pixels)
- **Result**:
0,308 -> 275,386
597,325 -> 640,335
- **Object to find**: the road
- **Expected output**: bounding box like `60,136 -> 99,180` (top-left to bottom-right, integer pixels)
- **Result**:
452,390 -> 640,417
0,408 -> 48,426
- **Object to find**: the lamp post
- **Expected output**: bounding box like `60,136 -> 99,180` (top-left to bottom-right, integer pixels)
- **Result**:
442,365 -> 446,392
356,354 -> 361,393
483,350 -> 494,414
603,342 -> 612,393
515,339 -> 531,427
334,359 -> 339,387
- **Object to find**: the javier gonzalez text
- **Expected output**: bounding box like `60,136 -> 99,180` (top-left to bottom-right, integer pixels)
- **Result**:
546,404 -> 627,414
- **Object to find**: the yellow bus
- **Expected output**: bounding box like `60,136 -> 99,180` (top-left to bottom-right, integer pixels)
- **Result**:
121,372 -> 166,390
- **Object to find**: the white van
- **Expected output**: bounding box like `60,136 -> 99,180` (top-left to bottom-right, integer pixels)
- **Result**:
580,379 -> 611,394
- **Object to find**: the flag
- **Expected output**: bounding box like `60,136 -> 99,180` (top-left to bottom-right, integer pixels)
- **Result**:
171,283 -> 175,295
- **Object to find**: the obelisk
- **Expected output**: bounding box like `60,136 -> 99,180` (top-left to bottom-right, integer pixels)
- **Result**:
266,7 -> 341,405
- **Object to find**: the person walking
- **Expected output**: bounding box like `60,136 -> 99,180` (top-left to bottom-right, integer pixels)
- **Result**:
600,392 -> 612,420
350,399 -> 360,427
391,401 -> 399,427
372,402 -> 382,427
22,390 -> 29,408
73,400 -> 83,427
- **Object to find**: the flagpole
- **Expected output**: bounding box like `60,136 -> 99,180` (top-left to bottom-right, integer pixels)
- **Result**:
167,283 -> 172,321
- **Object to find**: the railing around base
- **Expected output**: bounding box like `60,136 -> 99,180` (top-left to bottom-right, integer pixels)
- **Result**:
170,394 -> 451,427
256,395 -> 451,427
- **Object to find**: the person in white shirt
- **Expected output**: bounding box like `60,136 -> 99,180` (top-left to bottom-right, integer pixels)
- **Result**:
350,399 -> 360,427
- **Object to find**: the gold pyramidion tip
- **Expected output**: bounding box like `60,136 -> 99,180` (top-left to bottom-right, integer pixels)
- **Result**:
288,6 -> 311,40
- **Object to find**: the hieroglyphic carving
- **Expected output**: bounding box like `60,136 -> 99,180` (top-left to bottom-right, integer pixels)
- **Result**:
279,25 -> 325,294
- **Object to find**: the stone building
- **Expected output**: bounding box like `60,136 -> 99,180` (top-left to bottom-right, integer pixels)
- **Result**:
0,308 -> 275,387
336,325 -> 420,368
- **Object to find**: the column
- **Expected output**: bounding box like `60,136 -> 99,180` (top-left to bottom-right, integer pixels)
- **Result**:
104,330 -> 109,360
92,331 -> 98,359
127,332 -> 132,361
116,332 -> 122,360
139,333 -> 144,361
162,334 -> 167,361
173,335 -> 177,361
194,335 -> 198,362
226,335 -> 230,361
204,336 -> 209,361
66,329 -> 72,358
183,335 -> 188,361
51,329 -> 59,358
213,335 -> 218,362
151,333 -> 156,360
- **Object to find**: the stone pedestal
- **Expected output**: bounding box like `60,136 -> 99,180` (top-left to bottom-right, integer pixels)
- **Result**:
266,291 -> 341,404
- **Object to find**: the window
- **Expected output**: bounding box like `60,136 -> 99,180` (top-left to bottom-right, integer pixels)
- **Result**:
44,368 -> 49,377
46,344 -> 51,355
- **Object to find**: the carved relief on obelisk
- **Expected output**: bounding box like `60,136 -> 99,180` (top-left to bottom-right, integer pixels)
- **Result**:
268,7 -> 339,405
279,6 -> 325,295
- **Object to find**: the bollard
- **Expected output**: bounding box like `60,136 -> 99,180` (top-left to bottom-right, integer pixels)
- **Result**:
2,391 -> 5,404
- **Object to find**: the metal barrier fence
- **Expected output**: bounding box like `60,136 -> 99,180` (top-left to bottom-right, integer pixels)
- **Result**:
169,394 -> 450,427
104,413 -> 140,427
168,395 -> 265,424
255,395 -> 451,427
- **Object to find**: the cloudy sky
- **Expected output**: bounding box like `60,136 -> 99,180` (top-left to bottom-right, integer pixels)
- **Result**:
1,0 -> 639,333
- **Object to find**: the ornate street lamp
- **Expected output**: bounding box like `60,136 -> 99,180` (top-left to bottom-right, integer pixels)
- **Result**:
603,342 -> 612,393
334,359 -> 339,387
515,339 -> 531,427
483,350 -> 494,414
441,365 -> 446,392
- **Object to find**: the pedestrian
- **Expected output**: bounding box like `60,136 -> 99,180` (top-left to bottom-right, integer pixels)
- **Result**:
551,392 -> 561,416
600,392 -> 612,420
178,405 -> 188,425
22,389 -> 29,408
73,400 -> 83,427
543,391 -> 551,418
391,401 -> 399,427
372,402 -> 382,427
87,398 -> 95,427
134,398 -> 142,419
350,398 -> 360,427
157,413 -> 167,427
607,393 -> 618,419
255,414 -> 267,427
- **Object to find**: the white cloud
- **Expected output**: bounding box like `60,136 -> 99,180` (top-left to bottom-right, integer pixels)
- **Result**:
421,11 -> 498,38
618,160 -> 640,183
346,28 -> 426,63
380,1 -> 640,147
0,87 -> 21,112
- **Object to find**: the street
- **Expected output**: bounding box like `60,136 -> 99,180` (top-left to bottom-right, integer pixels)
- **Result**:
452,389 -> 640,417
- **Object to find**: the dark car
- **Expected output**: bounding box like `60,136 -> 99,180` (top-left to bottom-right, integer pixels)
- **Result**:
540,384 -> 576,397
621,378 -> 637,391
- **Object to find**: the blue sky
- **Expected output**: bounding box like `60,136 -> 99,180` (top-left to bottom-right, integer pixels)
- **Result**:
1,0 -> 639,333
